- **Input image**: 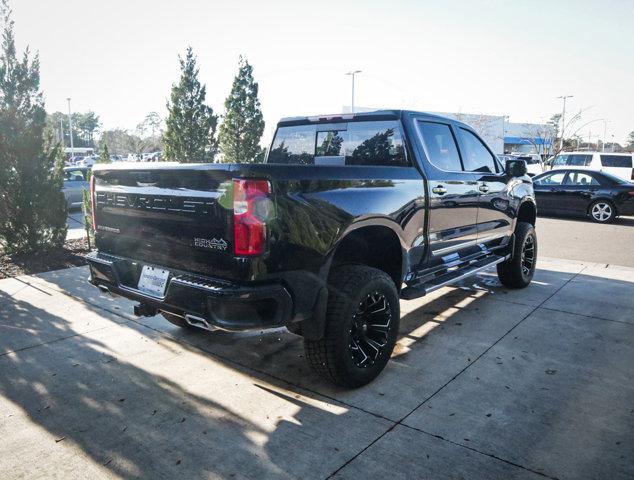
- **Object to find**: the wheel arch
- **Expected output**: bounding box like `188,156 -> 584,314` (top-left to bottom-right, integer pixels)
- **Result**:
517,199 -> 537,226
587,197 -> 617,216
327,221 -> 406,290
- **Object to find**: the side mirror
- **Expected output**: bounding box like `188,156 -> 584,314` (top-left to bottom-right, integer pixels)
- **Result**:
505,159 -> 527,177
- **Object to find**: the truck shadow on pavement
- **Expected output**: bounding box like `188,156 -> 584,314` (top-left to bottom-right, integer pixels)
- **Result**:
0,263 -> 633,479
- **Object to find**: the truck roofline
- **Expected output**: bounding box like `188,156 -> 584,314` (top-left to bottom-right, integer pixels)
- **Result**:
276,109 -> 475,129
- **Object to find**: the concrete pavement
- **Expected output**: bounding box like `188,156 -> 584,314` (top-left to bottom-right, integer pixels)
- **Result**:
66,210 -> 87,240
0,258 -> 632,479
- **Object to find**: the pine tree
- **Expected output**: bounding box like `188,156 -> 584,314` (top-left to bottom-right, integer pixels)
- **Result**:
218,56 -> 265,163
163,47 -> 218,162
96,142 -> 111,163
0,0 -> 67,254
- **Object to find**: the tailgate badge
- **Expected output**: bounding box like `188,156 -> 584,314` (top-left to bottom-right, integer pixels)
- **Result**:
194,237 -> 228,251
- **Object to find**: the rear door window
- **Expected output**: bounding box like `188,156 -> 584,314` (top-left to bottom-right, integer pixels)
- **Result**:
564,172 -> 600,186
600,155 -> 632,168
416,121 -> 462,171
458,128 -> 498,173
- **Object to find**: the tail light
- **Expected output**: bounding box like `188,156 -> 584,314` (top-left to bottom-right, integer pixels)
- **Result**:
233,179 -> 271,256
89,174 -> 96,231
631,169 -> 634,181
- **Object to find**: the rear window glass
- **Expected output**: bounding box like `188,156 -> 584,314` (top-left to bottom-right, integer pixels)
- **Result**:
267,125 -> 316,165
64,169 -> 86,181
600,155 -> 632,168
268,120 -> 408,167
554,154 -> 592,166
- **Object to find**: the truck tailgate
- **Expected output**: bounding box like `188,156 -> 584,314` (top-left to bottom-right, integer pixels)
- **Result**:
93,165 -> 237,279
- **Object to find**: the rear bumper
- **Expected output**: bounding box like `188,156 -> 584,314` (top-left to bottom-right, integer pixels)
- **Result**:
86,252 -> 293,331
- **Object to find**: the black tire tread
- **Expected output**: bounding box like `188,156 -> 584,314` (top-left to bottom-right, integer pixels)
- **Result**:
304,264 -> 397,387
497,221 -> 536,289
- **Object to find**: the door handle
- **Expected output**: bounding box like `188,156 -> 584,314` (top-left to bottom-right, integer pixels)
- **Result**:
479,184 -> 490,193
432,185 -> 447,195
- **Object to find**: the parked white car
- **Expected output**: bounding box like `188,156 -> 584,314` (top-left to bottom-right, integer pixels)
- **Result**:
77,156 -> 97,167
551,152 -> 633,182
501,153 -> 544,177
513,153 -> 544,176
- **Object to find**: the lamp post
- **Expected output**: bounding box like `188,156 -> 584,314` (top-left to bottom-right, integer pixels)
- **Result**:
602,120 -> 610,152
502,115 -> 509,154
66,97 -> 74,159
557,94 -> 573,150
346,70 -> 361,113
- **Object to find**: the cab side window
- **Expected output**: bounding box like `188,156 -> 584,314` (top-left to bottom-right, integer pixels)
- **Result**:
459,128 -> 497,173
534,172 -> 566,185
416,121 -> 462,171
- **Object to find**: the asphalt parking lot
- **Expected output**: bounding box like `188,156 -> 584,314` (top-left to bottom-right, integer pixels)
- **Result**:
1,255 -> 632,479
538,215 -> 634,268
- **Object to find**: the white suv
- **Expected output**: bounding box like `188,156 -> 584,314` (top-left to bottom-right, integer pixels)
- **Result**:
551,151 -> 633,182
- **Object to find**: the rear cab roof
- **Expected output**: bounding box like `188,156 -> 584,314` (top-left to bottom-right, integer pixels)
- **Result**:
276,109 -> 474,130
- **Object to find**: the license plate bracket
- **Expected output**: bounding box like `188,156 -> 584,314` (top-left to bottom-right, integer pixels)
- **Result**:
137,265 -> 170,297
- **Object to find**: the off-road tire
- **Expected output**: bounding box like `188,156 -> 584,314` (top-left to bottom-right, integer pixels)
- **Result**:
497,221 -> 537,289
304,265 -> 400,388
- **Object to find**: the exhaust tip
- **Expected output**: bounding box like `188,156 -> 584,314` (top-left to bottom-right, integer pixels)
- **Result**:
184,314 -> 218,331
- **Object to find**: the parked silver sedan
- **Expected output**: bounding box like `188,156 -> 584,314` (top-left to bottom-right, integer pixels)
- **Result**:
62,166 -> 90,210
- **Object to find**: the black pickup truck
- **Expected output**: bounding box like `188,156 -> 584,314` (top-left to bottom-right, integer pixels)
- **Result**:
87,110 -> 537,387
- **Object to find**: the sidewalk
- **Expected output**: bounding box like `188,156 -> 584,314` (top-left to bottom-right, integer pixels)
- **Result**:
66,210 -> 86,240
0,258 -> 632,479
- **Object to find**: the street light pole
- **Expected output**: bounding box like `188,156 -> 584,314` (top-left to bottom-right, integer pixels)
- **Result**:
602,120 -> 610,152
66,97 -> 74,159
346,70 -> 361,113
557,94 -> 573,151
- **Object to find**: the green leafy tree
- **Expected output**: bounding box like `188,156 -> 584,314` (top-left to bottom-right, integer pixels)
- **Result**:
627,131 -> 634,150
0,0 -> 67,253
218,56 -> 265,163
74,111 -> 100,146
163,47 -> 218,162
96,142 -> 111,164
81,168 -> 93,248
46,110 -> 99,148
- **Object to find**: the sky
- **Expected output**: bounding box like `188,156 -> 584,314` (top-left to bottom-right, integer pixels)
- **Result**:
12,0 -> 634,145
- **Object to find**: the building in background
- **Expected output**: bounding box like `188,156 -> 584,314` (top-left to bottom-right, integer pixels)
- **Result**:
435,111 -> 504,154
503,122 -> 555,156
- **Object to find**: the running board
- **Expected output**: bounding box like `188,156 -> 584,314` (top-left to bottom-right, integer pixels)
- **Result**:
400,254 -> 509,300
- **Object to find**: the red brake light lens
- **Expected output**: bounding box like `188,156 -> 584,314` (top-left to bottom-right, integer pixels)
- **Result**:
89,174 -> 96,232
233,179 -> 271,256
